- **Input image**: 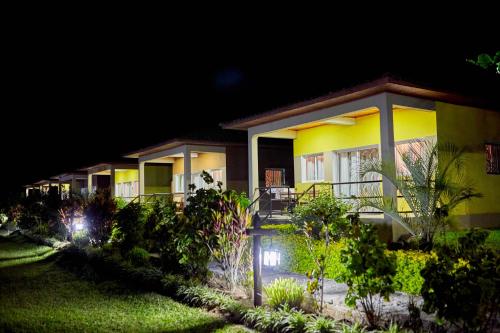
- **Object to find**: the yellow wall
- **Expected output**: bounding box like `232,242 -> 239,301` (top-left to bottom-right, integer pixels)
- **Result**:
293,109 -> 437,193
436,102 -> 500,224
294,109 -> 437,156
115,169 -> 139,184
172,152 -> 226,175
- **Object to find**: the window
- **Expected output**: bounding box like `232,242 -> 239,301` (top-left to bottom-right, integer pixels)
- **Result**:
174,174 -> 184,192
335,147 -> 380,197
211,169 -> 224,185
302,154 -> 324,182
486,143 -> 500,174
265,168 -> 285,187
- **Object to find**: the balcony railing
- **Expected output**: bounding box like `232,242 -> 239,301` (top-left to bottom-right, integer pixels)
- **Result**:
249,180 -> 409,221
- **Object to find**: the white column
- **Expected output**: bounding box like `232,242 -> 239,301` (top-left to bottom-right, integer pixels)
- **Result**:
87,174 -> 93,195
379,94 -> 398,241
110,167 -> 116,198
71,175 -> 77,197
183,146 -> 192,203
139,161 -> 145,200
248,133 -> 259,205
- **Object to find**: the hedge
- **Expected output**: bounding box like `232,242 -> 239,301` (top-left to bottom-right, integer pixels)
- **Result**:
262,227 -> 430,295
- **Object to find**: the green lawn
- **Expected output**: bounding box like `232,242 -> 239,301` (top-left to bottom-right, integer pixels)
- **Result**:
0,235 -> 251,332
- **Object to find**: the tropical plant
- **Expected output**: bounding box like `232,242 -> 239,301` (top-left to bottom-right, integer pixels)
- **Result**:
111,202 -> 147,254
467,51 -> 500,74
304,315 -> 337,333
360,141 -> 481,250
83,189 -> 117,246
264,277 -> 305,310
125,246 -> 150,267
420,228 -> 500,333
201,189 -> 251,291
340,223 -> 397,328
293,193 -> 350,312
58,194 -> 85,241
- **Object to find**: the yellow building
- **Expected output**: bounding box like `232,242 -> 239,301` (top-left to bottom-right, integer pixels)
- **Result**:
82,162 -> 139,200
224,76 -> 500,240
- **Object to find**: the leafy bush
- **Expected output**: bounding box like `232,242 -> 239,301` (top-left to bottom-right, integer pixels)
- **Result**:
264,278 -> 304,310
72,230 -> 90,248
126,246 -> 150,267
292,194 -> 350,312
177,285 -> 244,320
201,189 -> 251,291
263,230 -> 428,296
83,190 -> 117,246
421,229 -> 500,332
340,223 -> 397,328
111,202 -> 146,254
304,316 -> 337,333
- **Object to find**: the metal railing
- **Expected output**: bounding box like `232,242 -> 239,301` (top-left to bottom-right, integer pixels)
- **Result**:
248,180 -> 411,218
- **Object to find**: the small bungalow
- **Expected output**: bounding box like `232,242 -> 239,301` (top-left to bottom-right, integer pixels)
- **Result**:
123,131 -> 293,205
223,75 -> 500,240
81,161 -> 139,200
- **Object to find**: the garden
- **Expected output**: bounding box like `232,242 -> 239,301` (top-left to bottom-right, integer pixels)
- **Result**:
0,142 -> 499,332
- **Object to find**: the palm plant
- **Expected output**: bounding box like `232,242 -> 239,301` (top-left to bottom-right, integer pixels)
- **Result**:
359,140 -> 481,249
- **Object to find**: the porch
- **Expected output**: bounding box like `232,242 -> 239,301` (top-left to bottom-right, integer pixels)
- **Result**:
243,93 -> 438,240
84,163 -> 139,200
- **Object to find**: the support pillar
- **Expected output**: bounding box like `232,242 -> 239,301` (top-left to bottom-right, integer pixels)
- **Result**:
71,175 -> 77,198
379,94 -> 399,241
139,161 -> 145,201
88,174 -> 93,195
110,167 -> 116,198
183,146 -> 192,203
248,134 -> 259,209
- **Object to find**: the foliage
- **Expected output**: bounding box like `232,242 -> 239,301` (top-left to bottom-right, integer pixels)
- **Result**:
421,228 -> 500,332
264,277 -> 305,310
83,190 -> 117,246
293,194 -> 350,312
340,223 -> 397,328
177,285 -> 245,319
304,316 -> 337,333
243,305 -> 307,333
180,171 -> 222,278
202,189 -> 251,291
125,246 -> 150,267
360,141 -> 481,250
467,51 -> 500,74
111,202 -> 146,254
392,250 -> 429,295
58,194 -> 85,240
72,230 -> 90,248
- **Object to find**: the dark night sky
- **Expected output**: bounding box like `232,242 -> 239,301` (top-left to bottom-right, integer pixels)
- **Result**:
1,20 -> 499,204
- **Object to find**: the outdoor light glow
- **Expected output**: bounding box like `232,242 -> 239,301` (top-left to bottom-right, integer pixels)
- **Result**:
74,223 -> 84,231
263,249 -> 281,267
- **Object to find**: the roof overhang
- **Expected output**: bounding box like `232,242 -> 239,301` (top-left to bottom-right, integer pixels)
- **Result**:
222,76 -> 496,130
124,139 -> 244,159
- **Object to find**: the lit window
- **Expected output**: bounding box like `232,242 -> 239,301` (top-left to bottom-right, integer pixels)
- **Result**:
211,169 -> 223,185
174,174 -> 184,192
486,143 -> 500,174
302,154 -> 324,182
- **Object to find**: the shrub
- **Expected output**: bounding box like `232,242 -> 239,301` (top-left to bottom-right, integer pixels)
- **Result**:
292,194 -> 350,312
264,278 -> 305,310
126,246 -> 150,267
304,316 -> 337,333
421,229 -> 500,332
177,285 -> 244,320
340,223 -> 397,328
72,230 -> 90,248
111,202 -> 146,254
202,189 -> 251,292
263,229 -> 428,296
83,190 -> 117,246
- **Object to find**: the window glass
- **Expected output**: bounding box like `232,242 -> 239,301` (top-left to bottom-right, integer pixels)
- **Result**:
303,154 -> 324,181
486,143 -> 500,174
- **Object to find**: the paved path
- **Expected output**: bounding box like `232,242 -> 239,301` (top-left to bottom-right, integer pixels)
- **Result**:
210,264 -> 431,323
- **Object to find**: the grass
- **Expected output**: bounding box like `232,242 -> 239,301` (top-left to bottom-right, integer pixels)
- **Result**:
0,235 -> 252,332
